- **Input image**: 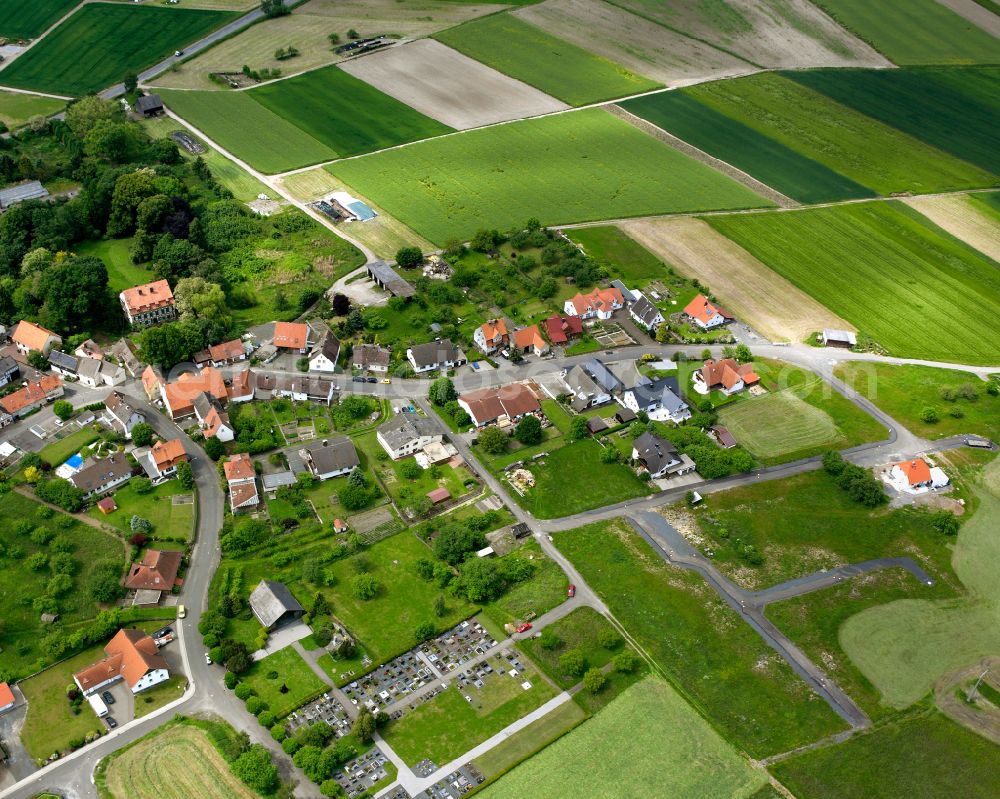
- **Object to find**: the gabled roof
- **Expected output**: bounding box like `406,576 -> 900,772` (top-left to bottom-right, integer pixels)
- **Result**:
300,437 -> 359,475
684,294 -> 732,326
0,375 -> 62,414
209,338 -> 245,362
48,350 -> 78,372
409,339 -> 465,368
228,368 -> 254,400
250,580 -> 304,628
12,320 -> 58,351
224,453 -> 255,482
120,280 -> 174,315
151,439 -> 186,470
74,629 -> 168,691
543,314 -> 582,345
202,404 -> 230,438
142,364 -> 164,394
513,325 -> 546,351
567,286 -> 623,315
427,487 -> 451,503
459,383 -> 541,426
699,359 -> 757,390
309,332 -> 341,363
105,390 -> 138,418
0,355 -> 17,375
0,681 -> 14,708
69,452 -> 131,493
135,94 -> 163,113
353,343 -> 391,370
631,296 -> 662,326
583,358 -> 622,393
378,411 -> 439,450
629,377 -> 687,414
125,549 -> 181,591
273,321 -> 309,349
633,431 -> 680,475
231,481 -> 259,508
896,459 -> 932,486
76,357 -> 102,381
163,367 -> 227,414
479,319 -> 507,341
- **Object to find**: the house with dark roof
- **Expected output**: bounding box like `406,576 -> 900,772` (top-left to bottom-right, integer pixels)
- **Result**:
0,180 -> 49,210
632,432 -> 695,479
407,339 -> 467,373
583,358 -> 622,395
73,629 -> 169,695
299,437 -> 359,480
103,391 -> 145,439
621,376 -> 691,424
377,411 -> 442,459
76,356 -> 125,388
125,550 -> 181,594
136,94 -> 164,117
0,355 -> 18,387
308,332 -> 341,373
562,364 -> 610,411
629,295 -> 665,331
47,350 -> 78,377
367,260 -> 415,298
353,343 -> 391,373
69,452 -> 133,498
711,425 -> 738,449
250,580 -> 304,630
193,392 -> 233,442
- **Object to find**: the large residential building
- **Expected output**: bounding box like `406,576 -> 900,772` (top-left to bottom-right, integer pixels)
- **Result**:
474,319 -> 508,354
69,452 -> 133,498
11,320 -> 61,356
407,340 -> 467,374
124,550 -> 182,595
308,332 -> 341,373
563,286 -> 624,320
621,377 -> 691,424
683,294 -> 733,330
377,411 -> 442,459
103,391 -> 145,439
73,629 -> 169,696
632,432 -> 696,479
0,375 -> 63,418
224,453 -> 259,513
458,383 -> 541,428
353,343 -> 391,373
299,437 -> 360,480
273,321 -> 310,353
120,280 -> 176,328
694,359 -> 760,396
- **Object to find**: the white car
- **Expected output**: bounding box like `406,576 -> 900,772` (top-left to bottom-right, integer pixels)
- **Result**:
205,653 -> 212,665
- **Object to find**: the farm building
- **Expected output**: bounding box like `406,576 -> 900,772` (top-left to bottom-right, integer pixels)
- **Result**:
684,294 -> 733,330
135,94 -> 164,117
0,180 -> 49,210
250,580 -> 304,630
427,487 -> 451,505
822,329 -> 858,348
368,260 -> 416,299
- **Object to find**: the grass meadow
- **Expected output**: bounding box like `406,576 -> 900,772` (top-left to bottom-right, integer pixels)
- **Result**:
433,13 -> 660,106
810,0 -> 1000,64
0,91 -> 65,129
158,89 -> 336,173
707,202 -> 1000,364
621,91 -> 875,203
88,480 -> 194,542
772,711 -> 1000,799
676,73 -> 995,196
241,647 -> 327,719
478,678 -> 765,799
554,519 -> 846,757
0,0 -> 78,39
250,65 -> 453,158
330,108 -> 770,244
76,238 -> 154,295
789,67 -> 1000,176
0,5 -> 238,96
565,225 -> 672,283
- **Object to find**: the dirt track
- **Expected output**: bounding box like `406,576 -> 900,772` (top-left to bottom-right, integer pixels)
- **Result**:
904,195 -> 1000,264
935,656 -> 1000,745
935,0 -> 1000,37
619,216 -> 854,342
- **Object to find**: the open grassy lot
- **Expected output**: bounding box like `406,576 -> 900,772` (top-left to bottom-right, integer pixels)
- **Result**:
707,202 -> 1000,364
672,73 -> 996,196
0,0 -> 78,39
101,722 -> 257,799
240,647 -> 327,719
833,362 -> 1000,440
250,65 -> 452,158
772,710 -> 1000,799
686,469 -> 959,591
513,439 -> 652,519
330,108 -> 770,245
554,519 -> 846,757
0,4 -> 238,96
620,91 -> 874,203
381,653 -> 558,766
565,225 -> 670,283
810,0 -> 1000,64
158,89 -> 335,174
89,480 -> 194,542
0,90 -> 65,128
38,426 -> 101,467
789,67 -> 1000,176
76,238 -> 154,296
133,674 -> 188,719
483,541 -> 567,627
433,13 -> 660,105
478,677 -> 764,799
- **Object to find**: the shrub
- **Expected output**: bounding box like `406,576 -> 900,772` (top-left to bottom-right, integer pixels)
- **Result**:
919,406 -> 940,424
257,710 -> 276,728
414,622 -> 436,642
234,683 -> 254,700
559,649 -> 586,678
351,573 -> 379,600
613,650 -> 640,673
245,696 -> 267,715
583,667 -> 607,693
598,629 -> 622,650
224,671 -> 238,689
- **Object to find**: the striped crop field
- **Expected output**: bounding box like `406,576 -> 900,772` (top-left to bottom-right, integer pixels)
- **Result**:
707,202 -> 1000,364
329,108 -> 772,244
0,0 -> 78,39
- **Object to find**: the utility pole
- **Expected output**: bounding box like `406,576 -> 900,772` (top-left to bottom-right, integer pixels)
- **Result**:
967,668 -> 990,704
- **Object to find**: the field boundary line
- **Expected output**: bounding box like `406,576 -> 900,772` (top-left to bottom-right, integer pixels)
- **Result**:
0,0 -> 86,76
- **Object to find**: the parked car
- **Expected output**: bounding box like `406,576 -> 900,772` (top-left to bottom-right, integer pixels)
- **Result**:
177,604 -> 186,619
101,691 -> 116,705
567,584 -> 575,598
152,626 -> 173,640
605,350 -> 614,355
105,716 -> 117,729
205,653 -> 212,665
381,378 -> 391,384
516,622 -> 532,633
352,376 -> 365,383
366,377 -> 377,384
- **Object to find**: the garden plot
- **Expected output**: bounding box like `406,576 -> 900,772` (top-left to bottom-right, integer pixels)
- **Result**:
904,194 -> 1000,264
339,39 -> 568,130
613,0 -> 888,69
620,217 -> 851,342
514,0 -> 752,86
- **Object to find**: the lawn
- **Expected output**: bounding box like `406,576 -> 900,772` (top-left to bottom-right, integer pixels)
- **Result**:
133,674 -> 188,719
0,4 -> 239,96
772,711 -> 1000,799
0,90 -> 65,129
686,469 -> 959,591
554,519 -> 846,757
620,90 -> 875,203
329,108 -> 771,245
513,439 -> 652,519
0,0 -> 78,39
240,647 -> 327,719
833,362 -> 1000,440
76,238 -> 155,295
707,202 -> 1000,364
433,13 -> 660,106
0,492 -> 126,680
38,426 -> 101,467
101,721 -> 258,799
565,225 -> 672,283
89,480 -> 194,542
670,73 -> 995,196
249,65 -> 453,158
810,0 -> 1000,64
788,67 -> 1000,176
381,652 -> 558,767
482,540 -> 568,628
478,677 -> 765,799
158,89 -> 336,174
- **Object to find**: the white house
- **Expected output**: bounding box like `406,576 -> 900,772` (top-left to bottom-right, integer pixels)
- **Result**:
103,391 -> 145,439
300,437 -> 360,480
563,287 -> 624,320
76,357 -> 126,388
308,333 -> 341,373
474,320 -> 508,354
407,339 -> 467,374
376,412 -> 442,459
889,459 -> 950,494
73,629 -> 169,696
621,378 -> 691,424
629,294 -> 665,331
684,294 -> 732,330
68,452 -> 133,498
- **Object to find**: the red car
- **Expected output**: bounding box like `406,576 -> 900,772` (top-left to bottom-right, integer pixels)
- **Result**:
567,584 -> 576,598
516,622 -> 532,634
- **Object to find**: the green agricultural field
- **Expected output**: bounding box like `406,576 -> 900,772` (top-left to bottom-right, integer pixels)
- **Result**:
0,5 -> 239,96
0,0 -> 78,39
788,67 -> 1000,176
565,225 -> 672,283
250,65 -> 452,159
555,519 -> 845,757
76,239 -> 155,296
382,654 -> 558,767
434,14 -> 660,106
620,91 -> 875,203
330,108 -> 770,245
89,481 -> 194,542
810,0 -> 1000,65
706,203 -> 1000,364
0,90 -> 65,129
473,699 -> 586,780
833,362 -> 1000,440
240,647 -> 327,719
772,711 -> 1000,799
157,90 -> 336,174
478,678 -> 764,799
673,73 -> 995,196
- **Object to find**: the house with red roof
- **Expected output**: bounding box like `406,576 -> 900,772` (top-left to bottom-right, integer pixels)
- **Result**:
224,453 -> 259,513
0,681 -> 15,714
512,325 -> 548,357
564,287 -> 623,321
119,280 -> 176,328
0,375 -> 63,417
11,320 -> 61,356
693,359 -> 759,396
125,550 -> 182,594
474,319 -> 508,354
273,321 -> 310,353
73,629 -> 169,696
148,439 -> 187,479
543,314 -> 583,346
889,458 -> 950,494
684,294 -> 733,330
